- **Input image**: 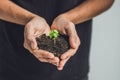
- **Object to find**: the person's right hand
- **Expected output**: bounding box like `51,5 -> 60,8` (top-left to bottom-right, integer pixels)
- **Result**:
51,14 -> 80,70
23,16 -> 59,65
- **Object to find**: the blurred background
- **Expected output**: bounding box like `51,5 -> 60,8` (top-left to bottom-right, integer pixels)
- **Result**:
89,0 -> 120,80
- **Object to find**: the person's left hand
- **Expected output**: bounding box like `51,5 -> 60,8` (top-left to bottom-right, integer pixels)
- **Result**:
51,14 -> 81,70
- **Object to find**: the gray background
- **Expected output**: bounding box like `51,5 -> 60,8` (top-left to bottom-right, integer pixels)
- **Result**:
89,0 -> 120,80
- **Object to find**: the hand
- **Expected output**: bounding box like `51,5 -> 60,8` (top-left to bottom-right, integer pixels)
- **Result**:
51,14 -> 81,70
24,16 -> 59,65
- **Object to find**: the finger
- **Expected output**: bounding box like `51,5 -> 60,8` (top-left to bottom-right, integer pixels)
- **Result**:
57,57 -> 70,70
31,38 -> 38,50
45,57 -> 60,66
24,40 -> 55,59
25,24 -> 37,50
33,49 -> 55,59
34,53 -> 59,65
37,57 -> 49,63
44,57 -> 59,63
23,39 -> 33,53
52,57 -> 60,66
34,31 -> 42,37
66,23 -> 78,49
60,48 -> 77,60
26,35 -> 37,50
34,53 -> 54,63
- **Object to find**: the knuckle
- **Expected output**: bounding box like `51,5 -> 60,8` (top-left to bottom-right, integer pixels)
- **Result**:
25,24 -> 32,32
39,59 -> 44,62
66,22 -> 70,26
26,23 -> 32,28
32,50 -> 37,53
66,23 -> 72,29
23,42 -> 29,50
23,43 -> 26,48
78,39 -> 81,46
40,17 -> 46,22
40,59 -> 47,63
69,22 -> 75,28
70,22 -> 75,26
43,52 -> 52,58
33,52 -> 41,57
46,53 -> 51,57
26,35 -> 33,41
77,37 -> 81,46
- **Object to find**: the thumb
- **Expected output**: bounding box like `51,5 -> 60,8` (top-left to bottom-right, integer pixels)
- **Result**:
30,38 -> 37,50
67,25 -> 78,49
26,35 -> 37,50
51,25 -> 56,30
25,23 -> 38,50
69,34 -> 77,49
25,32 -> 37,50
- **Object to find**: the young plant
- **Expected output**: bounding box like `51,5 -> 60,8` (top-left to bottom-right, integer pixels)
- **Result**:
49,29 -> 59,44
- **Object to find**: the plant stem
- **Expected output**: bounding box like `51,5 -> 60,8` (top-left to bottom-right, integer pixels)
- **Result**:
53,38 -> 56,45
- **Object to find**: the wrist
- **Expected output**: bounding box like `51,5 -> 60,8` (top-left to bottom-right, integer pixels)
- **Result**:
24,14 -> 37,25
24,14 -> 46,25
57,14 -> 73,24
61,12 -> 78,24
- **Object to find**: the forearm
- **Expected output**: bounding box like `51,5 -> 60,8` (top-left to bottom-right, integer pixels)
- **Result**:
0,0 -> 36,25
63,0 -> 114,24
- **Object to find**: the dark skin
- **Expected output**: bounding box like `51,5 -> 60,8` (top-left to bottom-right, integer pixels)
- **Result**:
0,0 -> 114,70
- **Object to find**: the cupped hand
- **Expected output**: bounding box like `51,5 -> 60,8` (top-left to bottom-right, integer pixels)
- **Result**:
24,16 -> 59,65
51,14 -> 81,70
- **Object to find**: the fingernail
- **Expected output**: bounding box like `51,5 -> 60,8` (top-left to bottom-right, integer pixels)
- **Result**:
58,67 -> 63,71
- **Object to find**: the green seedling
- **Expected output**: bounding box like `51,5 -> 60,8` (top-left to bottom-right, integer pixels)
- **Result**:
49,30 -> 59,44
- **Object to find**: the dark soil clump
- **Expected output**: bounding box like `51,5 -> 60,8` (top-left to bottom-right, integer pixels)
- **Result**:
36,34 -> 70,57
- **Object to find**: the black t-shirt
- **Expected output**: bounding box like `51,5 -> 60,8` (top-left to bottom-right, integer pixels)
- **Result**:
0,0 -> 92,80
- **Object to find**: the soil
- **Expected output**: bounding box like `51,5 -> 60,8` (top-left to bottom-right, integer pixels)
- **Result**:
36,34 -> 70,57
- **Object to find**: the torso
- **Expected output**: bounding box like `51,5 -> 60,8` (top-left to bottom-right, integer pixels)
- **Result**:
0,0 -> 92,80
